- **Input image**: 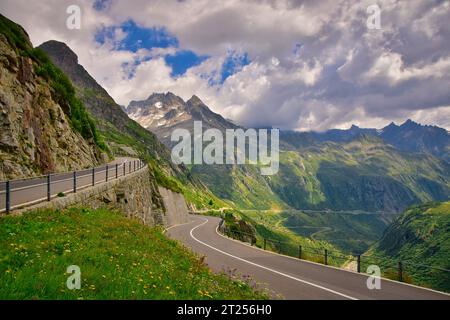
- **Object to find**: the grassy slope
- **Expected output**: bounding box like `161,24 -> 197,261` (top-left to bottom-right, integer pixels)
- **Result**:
365,201 -> 450,292
0,208 -> 267,299
191,164 -> 285,210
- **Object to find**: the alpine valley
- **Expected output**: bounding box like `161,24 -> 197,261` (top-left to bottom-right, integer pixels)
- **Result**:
1,10 -> 449,296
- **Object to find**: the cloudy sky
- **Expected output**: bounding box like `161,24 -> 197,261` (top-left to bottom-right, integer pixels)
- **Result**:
1,0 -> 450,131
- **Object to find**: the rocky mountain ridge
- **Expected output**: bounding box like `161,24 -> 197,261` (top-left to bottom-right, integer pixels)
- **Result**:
285,119 -> 450,162
127,93 -> 238,146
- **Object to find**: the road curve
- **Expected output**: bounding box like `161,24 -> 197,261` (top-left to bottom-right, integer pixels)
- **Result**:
167,215 -> 450,300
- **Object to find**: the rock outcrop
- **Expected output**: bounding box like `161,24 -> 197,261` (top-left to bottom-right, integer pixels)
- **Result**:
0,16 -> 104,180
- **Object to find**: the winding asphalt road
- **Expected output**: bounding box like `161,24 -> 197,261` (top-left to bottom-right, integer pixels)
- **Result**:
167,215 -> 450,300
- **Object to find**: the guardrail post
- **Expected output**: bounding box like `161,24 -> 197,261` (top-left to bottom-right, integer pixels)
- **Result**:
324,249 -> 328,265
264,238 -> 267,250
123,163 -> 126,176
73,172 -> 77,193
299,245 -> 302,259
129,162 -> 131,173
134,160 -> 136,172
106,165 -> 109,182
398,261 -> 403,282
5,181 -> 10,213
357,255 -> 361,273
47,174 -> 51,201
116,164 -> 118,179
92,168 -> 95,186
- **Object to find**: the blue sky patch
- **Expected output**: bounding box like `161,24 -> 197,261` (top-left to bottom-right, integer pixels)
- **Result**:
165,50 -> 209,77
95,20 -> 178,52
95,19 -> 209,77
220,51 -> 250,83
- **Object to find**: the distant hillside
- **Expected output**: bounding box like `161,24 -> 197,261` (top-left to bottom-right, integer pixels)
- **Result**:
311,125 -> 378,143
0,14 -> 105,180
380,120 -> 450,162
271,135 -> 450,213
366,201 -> 450,292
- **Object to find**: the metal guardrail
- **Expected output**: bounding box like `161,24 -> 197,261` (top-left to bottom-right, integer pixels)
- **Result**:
0,159 -> 146,214
218,220 -> 450,289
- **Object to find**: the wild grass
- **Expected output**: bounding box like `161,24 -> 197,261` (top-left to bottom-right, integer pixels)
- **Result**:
0,207 -> 268,300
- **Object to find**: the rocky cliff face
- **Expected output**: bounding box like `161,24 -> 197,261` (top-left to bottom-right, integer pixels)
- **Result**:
0,16 -> 104,180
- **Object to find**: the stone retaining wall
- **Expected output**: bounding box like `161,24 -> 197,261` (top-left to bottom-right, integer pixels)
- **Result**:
12,166 -> 190,228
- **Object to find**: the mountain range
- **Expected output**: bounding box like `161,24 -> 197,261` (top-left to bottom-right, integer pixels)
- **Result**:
289,120 -> 450,162
0,11 -> 450,258
126,93 -> 450,214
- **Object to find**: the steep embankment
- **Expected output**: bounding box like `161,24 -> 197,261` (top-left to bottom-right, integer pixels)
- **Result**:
0,207 -> 267,299
0,14 -> 106,180
366,201 -> 450,292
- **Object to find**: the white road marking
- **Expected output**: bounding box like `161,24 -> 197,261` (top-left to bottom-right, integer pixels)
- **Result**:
189,217 -> 358,300
164,219 -> 196,233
